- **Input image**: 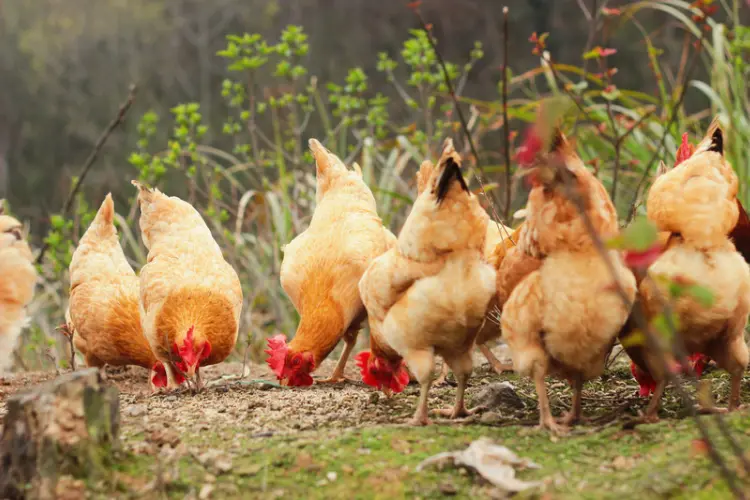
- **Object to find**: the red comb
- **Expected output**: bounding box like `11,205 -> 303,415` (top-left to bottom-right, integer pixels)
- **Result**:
355,351 -> 409,394
265,334 -> 289,378
172,325 -> 211,372
675,132 -> 695,167
630,361 -> 657,397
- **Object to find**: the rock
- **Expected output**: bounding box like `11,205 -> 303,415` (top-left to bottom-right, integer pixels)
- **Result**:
480,411 -> 502,425
197,449 -> 233,475
199,483 -> 215,499
473,382 -> 524,411
126,404 -> 147,417
0,368 -> 119,500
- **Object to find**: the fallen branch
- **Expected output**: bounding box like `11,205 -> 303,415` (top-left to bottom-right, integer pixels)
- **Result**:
35,84 -> 138,265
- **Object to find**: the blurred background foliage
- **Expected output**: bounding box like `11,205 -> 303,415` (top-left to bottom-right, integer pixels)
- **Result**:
1,0 -> 748,371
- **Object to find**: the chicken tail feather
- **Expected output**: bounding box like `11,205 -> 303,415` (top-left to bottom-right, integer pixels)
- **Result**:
436,156 -> 468,204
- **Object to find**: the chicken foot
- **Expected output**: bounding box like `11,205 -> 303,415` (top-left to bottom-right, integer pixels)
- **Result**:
434,362 -> 451,387
479,344 -> 514,374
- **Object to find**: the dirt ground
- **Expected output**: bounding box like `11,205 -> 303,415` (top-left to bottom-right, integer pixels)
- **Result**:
2,344 -> 749,499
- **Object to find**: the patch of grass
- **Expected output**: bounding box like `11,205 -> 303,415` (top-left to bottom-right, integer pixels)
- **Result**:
106,409 -> 750,499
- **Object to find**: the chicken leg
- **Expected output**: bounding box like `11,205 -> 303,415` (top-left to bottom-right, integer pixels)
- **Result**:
479,344 -> 513,374
404,349 -> 436,426
559,374 -> 583,426
643,379 -> 666,423
434,352 -> 474,419
534,369 -> 567,434
317,327 -> 359,384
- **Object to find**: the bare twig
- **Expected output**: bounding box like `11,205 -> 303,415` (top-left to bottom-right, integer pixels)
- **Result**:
35,84 -> 138,265
501,6 -> 512,221
410,4 -> 515,245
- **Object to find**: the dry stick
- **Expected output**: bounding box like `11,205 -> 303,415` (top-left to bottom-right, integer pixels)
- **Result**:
35,84 -> 138,265
554,169 -> 746,499
411,6 -> 515,244
572,0 -> 601,135
501,6 -> 512,221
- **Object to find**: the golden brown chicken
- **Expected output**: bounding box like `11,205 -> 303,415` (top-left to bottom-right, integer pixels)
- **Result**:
626,119 -> 750,418
133,182 -> 243,390
66,194 -> 179,390
265,139 -> 396,386
0,203 -> 36,373
356,140 -> 496,425
501,130 -> 636,433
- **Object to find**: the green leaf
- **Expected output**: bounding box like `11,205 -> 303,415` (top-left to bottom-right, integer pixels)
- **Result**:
608,216 -> 658,251
685,284 -> 715,308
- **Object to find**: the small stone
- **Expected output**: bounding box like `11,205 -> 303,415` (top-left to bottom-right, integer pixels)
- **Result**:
473,382 -> 524,410
126,404 -> 148,417
199,483 -> 215,500
439,482 -> 458,495
326,471 -> 337,482
236,464 -> 263,476
480,411 -> 501,425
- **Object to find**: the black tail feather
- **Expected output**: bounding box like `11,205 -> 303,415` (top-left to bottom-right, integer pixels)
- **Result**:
436,157 -> 468,204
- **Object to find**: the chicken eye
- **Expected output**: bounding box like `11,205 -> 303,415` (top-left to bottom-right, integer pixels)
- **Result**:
6,228 -> 22,240
292,357 -> 301,366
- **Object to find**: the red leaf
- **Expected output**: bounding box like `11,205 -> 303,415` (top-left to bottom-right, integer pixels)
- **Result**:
515,127 -> 543,167
602,7 -> 622,15
599,48 -> 618,57
623,244 -> 662,269
407,1 -> 422,11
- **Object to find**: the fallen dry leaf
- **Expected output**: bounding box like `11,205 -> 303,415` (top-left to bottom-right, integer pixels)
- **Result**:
416,438 -> 541,492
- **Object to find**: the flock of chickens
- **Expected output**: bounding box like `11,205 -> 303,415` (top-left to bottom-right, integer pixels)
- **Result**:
1,120 -> 749,434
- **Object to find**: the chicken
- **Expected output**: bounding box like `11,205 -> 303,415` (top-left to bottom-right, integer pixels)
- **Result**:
623,119 -> 750,418
501,129 -> 636,433
266,139 -> 396,386
66,194 -> 180,390
0,202 -> 37,373
133,181 -> 243,391
432,220 -> 518,385
356,140 -> 496,425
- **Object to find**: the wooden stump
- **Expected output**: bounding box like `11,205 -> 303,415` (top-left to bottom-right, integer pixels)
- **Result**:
0,368 -> 120,499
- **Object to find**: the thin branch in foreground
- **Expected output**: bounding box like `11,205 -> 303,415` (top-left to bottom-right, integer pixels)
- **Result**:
501,6 -> 512,221
553,166 -> 746,500
410,4 -> 515,245
35,84 -> 138,265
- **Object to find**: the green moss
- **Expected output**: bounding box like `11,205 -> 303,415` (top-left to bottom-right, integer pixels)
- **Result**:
104,410 -> 750,499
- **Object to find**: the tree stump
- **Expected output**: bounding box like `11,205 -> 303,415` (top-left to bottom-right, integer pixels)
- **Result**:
0,368 -> 120,499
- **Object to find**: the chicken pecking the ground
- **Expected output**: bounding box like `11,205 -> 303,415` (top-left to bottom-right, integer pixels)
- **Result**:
66,194 -> 182,391
0,202 -> 37,373
624,118 -> 750,419
133,181 -> 243,391
501,128 -> 636,434
356,139 -> 496,425
266,139 -> 396,387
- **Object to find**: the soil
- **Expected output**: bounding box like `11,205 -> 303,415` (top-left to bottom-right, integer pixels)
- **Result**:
1,344 -> 749,499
